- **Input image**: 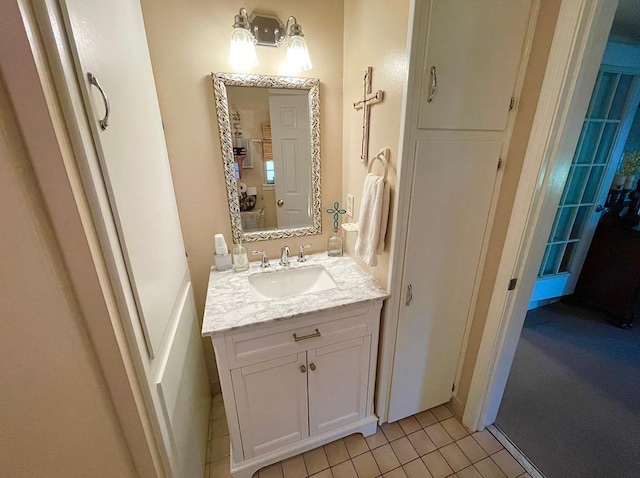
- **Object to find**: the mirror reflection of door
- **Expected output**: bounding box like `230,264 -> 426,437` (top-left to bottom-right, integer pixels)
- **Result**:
531,57 -> 640,306
269,90 -> 312,228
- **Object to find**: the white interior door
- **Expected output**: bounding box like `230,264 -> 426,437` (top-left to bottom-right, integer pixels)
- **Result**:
269,92 -> 312,228
532,69 -> 640,304
56,1 -> 210,475
307,337 -> 370,436
232,353 -> 309,459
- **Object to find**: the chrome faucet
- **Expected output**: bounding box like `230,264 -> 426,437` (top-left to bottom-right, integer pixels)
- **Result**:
298,243 -> 312,262
251,250 -> 270,268
279,244 -> 291,266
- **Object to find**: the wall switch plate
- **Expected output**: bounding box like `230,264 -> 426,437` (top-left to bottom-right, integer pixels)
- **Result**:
346,194 -> 354,217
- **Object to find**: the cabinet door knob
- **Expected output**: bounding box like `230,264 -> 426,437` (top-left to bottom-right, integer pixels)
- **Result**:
309,363 -> 316,371
300,365 -> 307,373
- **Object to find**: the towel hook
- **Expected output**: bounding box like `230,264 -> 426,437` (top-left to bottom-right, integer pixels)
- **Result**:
367,148 -> 389,182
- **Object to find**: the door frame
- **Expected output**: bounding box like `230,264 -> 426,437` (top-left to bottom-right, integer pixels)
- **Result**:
463,0 -> 619,431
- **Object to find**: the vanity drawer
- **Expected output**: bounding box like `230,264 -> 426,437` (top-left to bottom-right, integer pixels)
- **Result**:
224,303 -> 376,369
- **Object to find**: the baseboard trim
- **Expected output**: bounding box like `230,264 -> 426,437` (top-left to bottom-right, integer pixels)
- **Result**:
450,395 -> 465,419
488,425 -> 546,478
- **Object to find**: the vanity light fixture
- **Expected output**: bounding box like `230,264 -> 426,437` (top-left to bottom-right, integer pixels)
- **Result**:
229,8 -> 313,72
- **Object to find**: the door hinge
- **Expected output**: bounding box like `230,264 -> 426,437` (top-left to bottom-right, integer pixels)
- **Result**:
508,278 -> 518,291
509,97 -> 516,110
497,158 -> 503,171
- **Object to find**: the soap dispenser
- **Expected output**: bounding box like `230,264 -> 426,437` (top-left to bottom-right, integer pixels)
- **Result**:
232,237 -> 249,272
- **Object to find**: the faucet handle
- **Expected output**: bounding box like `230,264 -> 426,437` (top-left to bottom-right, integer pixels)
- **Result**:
298,243 -> 312,262
251,250 -> 270,268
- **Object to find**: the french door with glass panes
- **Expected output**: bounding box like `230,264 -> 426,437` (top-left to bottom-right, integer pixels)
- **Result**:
531,69 -> 640,304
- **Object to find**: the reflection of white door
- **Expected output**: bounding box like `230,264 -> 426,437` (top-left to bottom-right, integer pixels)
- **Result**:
531,68 -> 640,304
269,93 -> 311,228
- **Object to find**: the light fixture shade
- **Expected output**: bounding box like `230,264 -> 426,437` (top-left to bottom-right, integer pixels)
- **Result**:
229,27 -> 258,71
285,35 -> 313,72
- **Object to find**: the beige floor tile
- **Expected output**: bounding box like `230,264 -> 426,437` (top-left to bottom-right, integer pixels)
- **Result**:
365,426 -> 388,450
440,418 -> 468,441
260,463 -> 284,478
324,439 -> 350,466
407,430 -> 437,456
403,458 -> 434,478
439,443 -> 471,472
399,416 -> 422,435
424,423 -> 454,448
211,435 -> 231,461
456,465 -> 483,478
474,458 -> 507,478
415,410 -> 438,428
309,470 -> 332,478
344,433 -> 369,457
472,431 -> 503,455
390,437 -> 419,465
209,457 -> 230,478
282,455 -> 307,478
331,460 -> 358,478
455,436 -> 487,464
372,443 -> 401,474
490,450 -> 524,478
431,405 -> 453,421
304,447 -> 330,475
211,417 -> 230,439
381,421 -> 406,441
351,451 -> 381,478
383,467 -> 408,478
422,451 -> 454,478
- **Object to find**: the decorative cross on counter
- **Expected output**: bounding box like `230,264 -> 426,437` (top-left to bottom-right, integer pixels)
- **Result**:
353,66 -> 384,164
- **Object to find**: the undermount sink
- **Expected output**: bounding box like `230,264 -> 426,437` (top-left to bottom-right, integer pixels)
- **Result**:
248,265 -> 338,300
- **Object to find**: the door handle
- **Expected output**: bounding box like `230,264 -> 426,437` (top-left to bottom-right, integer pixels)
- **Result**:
595,204 -> 609,214
300,364 -> 306,373
87,72 -> 110,130
406,284 -> 413,306
309,363 -> 316,371
427,66 -> 437,103
277,199 -> 284,208
293,328 -> 321,342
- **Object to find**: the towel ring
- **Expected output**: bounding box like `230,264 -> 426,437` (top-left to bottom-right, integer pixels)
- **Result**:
368,148 -> 389,182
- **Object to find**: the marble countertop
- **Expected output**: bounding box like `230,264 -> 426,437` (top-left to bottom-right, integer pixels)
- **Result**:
202,253 -> 389,336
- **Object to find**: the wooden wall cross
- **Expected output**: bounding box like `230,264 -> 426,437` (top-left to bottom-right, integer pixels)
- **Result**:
353,67 -> 384,164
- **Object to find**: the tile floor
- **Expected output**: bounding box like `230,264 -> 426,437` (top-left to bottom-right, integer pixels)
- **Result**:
205,394 -> 531,478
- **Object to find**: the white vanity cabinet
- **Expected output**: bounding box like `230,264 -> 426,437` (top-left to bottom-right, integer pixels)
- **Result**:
210,300 -> 383,478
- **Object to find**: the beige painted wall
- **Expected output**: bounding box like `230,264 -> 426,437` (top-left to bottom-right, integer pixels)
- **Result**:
456,0 -> 562,406
341,0 -> 411,288
0,75 -> 138,477
141,0 -> 344,389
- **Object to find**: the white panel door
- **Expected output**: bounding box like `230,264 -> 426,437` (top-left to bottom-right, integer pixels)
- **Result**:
389,141 -> 501,421
308,338 -> 371,436
418,0 -> 533,131
269,93 -> 312,228
232,353 -> 309,459
61,0 -> 187,356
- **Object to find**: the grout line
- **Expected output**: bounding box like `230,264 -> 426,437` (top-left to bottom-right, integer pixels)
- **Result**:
488,425 -> 546,478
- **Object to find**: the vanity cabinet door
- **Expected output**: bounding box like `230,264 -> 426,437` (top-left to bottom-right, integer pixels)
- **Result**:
231,353 -> 309,459
307,337 -> 371,436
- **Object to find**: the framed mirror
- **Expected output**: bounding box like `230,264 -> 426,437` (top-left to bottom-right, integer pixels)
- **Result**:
212,73 -> 321,242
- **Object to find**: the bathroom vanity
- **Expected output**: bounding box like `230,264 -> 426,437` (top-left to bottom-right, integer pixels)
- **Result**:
202,254 -> 388,478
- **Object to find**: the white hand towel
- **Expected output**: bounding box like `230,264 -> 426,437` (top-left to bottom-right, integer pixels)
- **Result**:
355,173 -> 386,267
377,181 -> 390,255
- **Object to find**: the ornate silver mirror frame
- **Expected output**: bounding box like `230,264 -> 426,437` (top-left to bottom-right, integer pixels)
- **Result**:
212,72 -> 322,242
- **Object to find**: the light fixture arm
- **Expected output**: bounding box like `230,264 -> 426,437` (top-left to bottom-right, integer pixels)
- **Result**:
232,8 -> 250,29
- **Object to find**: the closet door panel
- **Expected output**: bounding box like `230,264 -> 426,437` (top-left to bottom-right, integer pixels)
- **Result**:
389,140 -> 500,420
418,0 -> 533,131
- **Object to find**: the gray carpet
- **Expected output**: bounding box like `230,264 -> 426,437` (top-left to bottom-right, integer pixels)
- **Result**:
495,302 -> 640,478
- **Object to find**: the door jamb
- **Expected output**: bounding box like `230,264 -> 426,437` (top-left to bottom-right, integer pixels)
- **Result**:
462,0 -> 618,431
